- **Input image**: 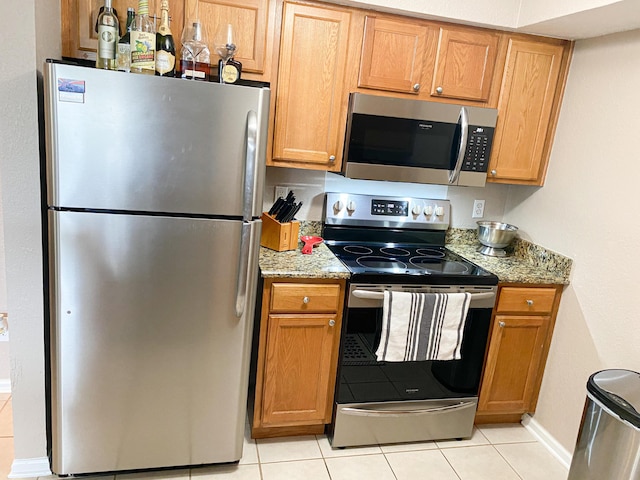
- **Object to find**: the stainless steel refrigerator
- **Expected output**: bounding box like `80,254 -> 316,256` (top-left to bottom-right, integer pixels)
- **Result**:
43,60 -> 269,475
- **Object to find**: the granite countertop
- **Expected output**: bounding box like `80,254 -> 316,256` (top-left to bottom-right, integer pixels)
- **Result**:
446,229 -> 572,285
259,223 -> 572,285
259,221 -> 350,279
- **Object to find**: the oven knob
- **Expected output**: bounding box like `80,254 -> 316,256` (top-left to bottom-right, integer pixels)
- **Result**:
347,201 -> 356,213
333,200 -> 344,213
424,205 -> 434,216
435,206 -> 445,217
411,205 -> 422,216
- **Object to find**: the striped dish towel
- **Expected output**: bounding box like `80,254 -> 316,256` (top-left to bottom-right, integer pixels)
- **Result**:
375,291 -> 472,362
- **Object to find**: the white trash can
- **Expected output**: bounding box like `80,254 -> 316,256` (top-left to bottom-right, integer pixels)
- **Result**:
568,369 -> 640,479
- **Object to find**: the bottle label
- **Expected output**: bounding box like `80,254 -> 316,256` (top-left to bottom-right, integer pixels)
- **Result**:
116,43 -> 131,72
221,63 -> 239,83
130,30 -> 155,71
156,50 -> 176,75
98,25 -> 118,60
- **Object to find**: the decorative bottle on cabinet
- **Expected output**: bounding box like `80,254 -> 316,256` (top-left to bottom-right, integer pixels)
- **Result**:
116,7 -> 135,72
96,0 -> 119,70
155,0 -> 176,76
180,22 -> 210,81
130,0 -> 156,75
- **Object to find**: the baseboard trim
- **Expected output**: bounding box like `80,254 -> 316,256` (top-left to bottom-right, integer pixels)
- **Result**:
9,457 -> 51,478
0,379 -> 10,393
521,414 -> 572,468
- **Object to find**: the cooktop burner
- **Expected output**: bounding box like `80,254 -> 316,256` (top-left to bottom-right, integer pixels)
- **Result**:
326,242 -> 482,276
322,192 -> 499,286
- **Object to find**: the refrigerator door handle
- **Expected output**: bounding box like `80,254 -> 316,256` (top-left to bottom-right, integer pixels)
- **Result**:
235,222 -> 251,317
242,111 -> 258,222
236,111 -> 258,317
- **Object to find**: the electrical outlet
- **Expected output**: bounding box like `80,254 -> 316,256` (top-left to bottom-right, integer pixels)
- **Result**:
274,185 -> 288,201
472,199 -> 485,218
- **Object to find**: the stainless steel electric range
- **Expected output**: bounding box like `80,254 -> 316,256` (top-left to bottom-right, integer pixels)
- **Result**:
322,193 -> 499,448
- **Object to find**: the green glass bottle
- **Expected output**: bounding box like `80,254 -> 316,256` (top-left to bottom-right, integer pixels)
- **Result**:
155,0 -> 176,76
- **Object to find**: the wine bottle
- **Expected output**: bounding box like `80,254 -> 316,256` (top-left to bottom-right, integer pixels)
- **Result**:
116,7 -> 135,72
96,0 -> 120,70
155,0 -> 176,76
130,0 -> 156,75
180,22 -> 210,81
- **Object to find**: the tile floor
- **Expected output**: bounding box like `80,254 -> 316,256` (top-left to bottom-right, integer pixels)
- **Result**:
0,394 -> 568,480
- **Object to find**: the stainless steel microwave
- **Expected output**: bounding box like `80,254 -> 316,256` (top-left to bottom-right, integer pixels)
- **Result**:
342,93 -> 498,187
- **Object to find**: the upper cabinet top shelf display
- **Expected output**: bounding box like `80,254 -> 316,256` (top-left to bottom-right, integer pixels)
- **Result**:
61,0 -> 573,185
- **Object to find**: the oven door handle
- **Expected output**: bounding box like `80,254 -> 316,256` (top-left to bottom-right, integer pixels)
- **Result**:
352,290 -> 495,301
341,401 -> 476,417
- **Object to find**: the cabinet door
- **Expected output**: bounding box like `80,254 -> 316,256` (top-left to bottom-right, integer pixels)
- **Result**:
358,16 -> 429,94
478,315 -> 550,413
61,0 -> 184,62
271,2 -> 352,171
487,39 -> 566,184
184,0 -> 275,79
431,27 -> 498,102
261,313 -> 340,426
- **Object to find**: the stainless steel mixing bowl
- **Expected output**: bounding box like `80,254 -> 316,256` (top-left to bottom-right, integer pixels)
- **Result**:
477,221 -> 518,256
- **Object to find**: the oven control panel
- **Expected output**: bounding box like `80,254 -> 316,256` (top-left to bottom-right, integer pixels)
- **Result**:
325,193 -> 450,230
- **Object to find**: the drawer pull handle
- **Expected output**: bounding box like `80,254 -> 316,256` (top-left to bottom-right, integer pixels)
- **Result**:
499,321 -> 505,328
526,299 -> 534,306
303,296 -> 310,304
329,319 -> 335,327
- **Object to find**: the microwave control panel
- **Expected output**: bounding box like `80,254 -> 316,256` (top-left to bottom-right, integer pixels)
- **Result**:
324,193 -> 450,230
462,126 -> 495,173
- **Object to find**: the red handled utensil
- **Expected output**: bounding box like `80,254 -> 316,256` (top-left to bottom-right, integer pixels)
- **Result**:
300,235 -> 323,254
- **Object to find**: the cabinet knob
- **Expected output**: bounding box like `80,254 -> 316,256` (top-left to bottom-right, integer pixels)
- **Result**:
329,319 -> 336,327
329,155 -> 336,162
435,86 -> 443,94
303,296 -> 310,304
490,169 -> 497,176
413,83 -> 421,92
499,321 -> 506,328
526,299 -> 534,306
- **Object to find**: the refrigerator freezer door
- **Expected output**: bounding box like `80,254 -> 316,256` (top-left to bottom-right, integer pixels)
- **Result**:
49,210 -> 261,474
44,62 -> 269,218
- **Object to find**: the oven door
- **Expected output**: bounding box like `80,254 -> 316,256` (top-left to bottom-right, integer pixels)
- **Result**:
329,283 -> 495,447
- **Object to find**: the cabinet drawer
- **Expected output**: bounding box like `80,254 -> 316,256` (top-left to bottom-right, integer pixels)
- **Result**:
496,287 -> 557,314
271,283 -> 341,313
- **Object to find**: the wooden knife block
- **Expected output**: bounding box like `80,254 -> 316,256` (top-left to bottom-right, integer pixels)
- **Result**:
260,213 -> 300,252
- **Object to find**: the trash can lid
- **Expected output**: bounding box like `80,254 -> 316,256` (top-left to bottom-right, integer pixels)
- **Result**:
587,369 -> 640,428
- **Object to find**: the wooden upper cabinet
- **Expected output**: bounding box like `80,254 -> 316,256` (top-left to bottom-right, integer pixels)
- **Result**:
61,0 -> 184,62
184,0 -> 276,80
488,38 -> 569,185
271,2 -> 352,171
358,15 -> 429,94
431,27 -> 498,102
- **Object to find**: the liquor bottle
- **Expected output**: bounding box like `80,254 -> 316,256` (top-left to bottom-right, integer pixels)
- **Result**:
96,0 -> 120,70
213,24 -> 241,84
116,7 -> 135,72
218,57 -> 242,84
155,0 -> 176,76
180,22 -> 210,81
130,0 -> 156,75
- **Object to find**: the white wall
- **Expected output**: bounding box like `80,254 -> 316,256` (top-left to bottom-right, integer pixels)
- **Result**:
503,28 -> 640,451
0,0 -> 60,469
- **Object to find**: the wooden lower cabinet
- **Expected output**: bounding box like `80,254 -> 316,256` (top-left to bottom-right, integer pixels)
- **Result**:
251,278 -> 346,438
476,284 -> 563,423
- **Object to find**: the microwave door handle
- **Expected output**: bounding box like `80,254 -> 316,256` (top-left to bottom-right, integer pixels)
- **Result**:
449,106 -> 469,184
